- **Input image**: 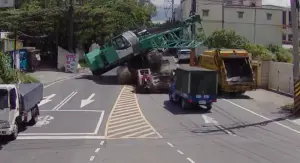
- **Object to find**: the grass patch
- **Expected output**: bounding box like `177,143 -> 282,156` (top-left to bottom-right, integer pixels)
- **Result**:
79,59 -> 88,68
16,71 -> 40,83
280,103 -> 294,112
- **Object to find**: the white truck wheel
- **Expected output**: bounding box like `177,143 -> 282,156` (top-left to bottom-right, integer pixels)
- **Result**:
9,122 -> 18,141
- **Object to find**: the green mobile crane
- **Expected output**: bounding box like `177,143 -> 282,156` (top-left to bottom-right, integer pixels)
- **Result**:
84,14 -> 204,78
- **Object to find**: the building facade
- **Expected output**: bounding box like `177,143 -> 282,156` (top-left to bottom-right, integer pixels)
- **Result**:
180,0 -> 283,46
280,6 -> 300,45
225,0 -> 262,7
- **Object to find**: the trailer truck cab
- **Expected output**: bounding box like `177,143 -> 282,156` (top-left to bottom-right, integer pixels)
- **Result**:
0,85 -> 20,139
198,49 -> 256,95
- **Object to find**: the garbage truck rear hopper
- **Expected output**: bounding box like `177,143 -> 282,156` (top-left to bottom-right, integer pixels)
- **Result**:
198,49 -> 256,95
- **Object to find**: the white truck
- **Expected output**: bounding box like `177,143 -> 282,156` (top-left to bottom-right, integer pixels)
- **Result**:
0,83 -> 43,140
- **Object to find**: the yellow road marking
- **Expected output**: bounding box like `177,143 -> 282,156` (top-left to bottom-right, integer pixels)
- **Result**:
108,122 -> 147,134
108,119 -> 145,130
108,125 -> 149,138
105,85 -> 162,139
104,86 -> 125,138
110,113 -> 141,122
114,107 -> 138,113
109,116 -> 141,126
121,128 -> 153,138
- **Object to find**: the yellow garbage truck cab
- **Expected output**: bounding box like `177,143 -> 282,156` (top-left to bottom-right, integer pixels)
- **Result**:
197,49 -> 256,94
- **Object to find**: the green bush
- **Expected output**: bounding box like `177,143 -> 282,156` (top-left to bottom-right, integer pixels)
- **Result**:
79,59 -> 88,67
267,44 -> 293,63
0,52 -> 39,84
244,44 -> 273,61
204,30 -> 249,49
203,30 -> 289,62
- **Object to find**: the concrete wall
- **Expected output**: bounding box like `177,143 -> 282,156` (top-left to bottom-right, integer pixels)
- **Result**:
258,61 -> 294,96
260,61 -> 269,88
267,61 -> 294,95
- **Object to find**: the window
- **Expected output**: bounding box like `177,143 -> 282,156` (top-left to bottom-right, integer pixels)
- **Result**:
282,34 -> 286,41
0,89 -> 8,109
4,0 -> 8,3
9,88 -> 17,110
112,35 -> 131,50
202,10 -> 209,17
289,11 -> 292,25
282,11 -> 286,25
267,13 -> 272,20
288,34 -> 293,41
237,11 -> 244,19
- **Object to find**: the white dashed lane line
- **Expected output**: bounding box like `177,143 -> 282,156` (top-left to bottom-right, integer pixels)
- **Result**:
177,150 -> 184,155
89,156 -> 95,162
88,140 -> 104,162
166,142 -> 196,163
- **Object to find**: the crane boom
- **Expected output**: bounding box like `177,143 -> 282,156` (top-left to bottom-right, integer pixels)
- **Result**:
84,14 -> 204,76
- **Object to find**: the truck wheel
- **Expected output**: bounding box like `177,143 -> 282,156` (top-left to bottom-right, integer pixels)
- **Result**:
202,104 -> 212,112
9,122 -> 19,141
169,93 -> 174,103
29,106 -> 39,125
180,99 -> 190,110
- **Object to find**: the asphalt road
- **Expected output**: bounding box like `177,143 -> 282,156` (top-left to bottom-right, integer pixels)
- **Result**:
1,71 -> 300,163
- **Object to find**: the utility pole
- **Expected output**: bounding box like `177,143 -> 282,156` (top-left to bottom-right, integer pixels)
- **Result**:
13,1 -> 17,69
189,0 -> 196,66
68,0 -> 74,53
291,0 -> 300,114
291,0 -> 299,80
171,0 -> 175,22
222,0 -> 225,29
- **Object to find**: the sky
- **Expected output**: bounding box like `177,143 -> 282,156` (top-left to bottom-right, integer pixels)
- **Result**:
151,0 -> 291,7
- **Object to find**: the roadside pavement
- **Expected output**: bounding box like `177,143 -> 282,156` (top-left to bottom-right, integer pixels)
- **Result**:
27,68 -> 90,84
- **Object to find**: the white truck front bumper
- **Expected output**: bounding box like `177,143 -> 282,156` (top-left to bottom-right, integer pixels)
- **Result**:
0,128 -> 13,136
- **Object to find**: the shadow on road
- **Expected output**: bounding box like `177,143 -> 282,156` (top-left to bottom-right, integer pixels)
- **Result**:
132,87 -> 169,95
0,138 -> 9,150
163,100 -> 211,115
75,74 -> 120,85
0,126 -> 27,150
218,93 -> 253,100
191,115 -> 291,134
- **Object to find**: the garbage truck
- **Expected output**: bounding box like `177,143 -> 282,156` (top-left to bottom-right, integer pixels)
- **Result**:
197,49 -> 256,95
0,83 -> 43,140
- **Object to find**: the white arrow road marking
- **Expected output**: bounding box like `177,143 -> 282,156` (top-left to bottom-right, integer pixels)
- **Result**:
38,94 -> 56,107
81,93 -> 95,108
202,115 -> 219,124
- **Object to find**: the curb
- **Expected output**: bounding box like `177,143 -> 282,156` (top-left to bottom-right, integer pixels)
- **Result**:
42,72 -> 89,86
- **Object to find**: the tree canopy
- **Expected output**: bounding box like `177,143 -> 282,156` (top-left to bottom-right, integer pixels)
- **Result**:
0,0 -> 156,52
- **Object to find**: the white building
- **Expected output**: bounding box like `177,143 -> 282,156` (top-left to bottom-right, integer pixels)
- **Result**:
225,0 -> 262,6
180,0 -> 283,46
277,5 -> 300,45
